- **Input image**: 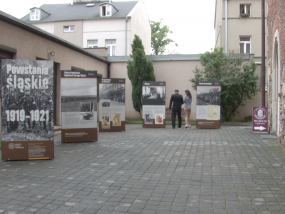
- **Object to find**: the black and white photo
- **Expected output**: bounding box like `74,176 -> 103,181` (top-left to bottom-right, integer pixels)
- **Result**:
80,102 -> 94,120
1,59 -> 54,141
142,86 -> 165,105
61,70 -> 97,129
99,83 -> 125,107
197,86 -> 221,106
99,78 -> 125,130
144,113 -> 153,124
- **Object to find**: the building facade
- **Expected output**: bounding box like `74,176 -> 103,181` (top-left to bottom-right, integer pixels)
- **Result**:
0,10 -> 109,128
21,0 -> 151,56
214,0 -> 266,121
267,0 -> 285,147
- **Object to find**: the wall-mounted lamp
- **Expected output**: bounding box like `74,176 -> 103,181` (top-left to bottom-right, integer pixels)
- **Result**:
50,51 -> 55,56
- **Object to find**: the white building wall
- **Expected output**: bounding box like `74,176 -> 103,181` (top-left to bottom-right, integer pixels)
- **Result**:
32,22 -> 55,34
130,1 -> 151,55
83,19 -> 132,56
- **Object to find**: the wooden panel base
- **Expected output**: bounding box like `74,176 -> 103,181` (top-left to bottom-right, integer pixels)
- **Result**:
2,141 -> 54,161
61,128 -> 98,142
142,119 -> 166,128
196,120 -> 220,129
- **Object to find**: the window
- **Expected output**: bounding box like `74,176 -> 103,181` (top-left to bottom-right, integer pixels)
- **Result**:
88,40 -> 98,48
106,40 -> 116,56
30,9 -> 40,21
101,5 -> 111,17
239,37 -> 251,53
240,4 -> 251,17
63,25 -> 75,32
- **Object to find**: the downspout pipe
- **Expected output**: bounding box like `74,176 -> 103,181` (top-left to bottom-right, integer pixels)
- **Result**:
261,0 -> 265,107
125,16 -> 129,56
225,0 -> 228,53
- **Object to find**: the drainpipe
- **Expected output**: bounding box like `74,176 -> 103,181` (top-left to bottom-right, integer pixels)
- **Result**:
261,0 -> 265,107
107,63 -> 110,78
225,0 -> 228,53
125,16 -> 129,56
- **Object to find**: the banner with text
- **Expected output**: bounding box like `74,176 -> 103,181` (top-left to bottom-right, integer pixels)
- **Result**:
61,70 -> 97,142
1,59 -> 54,160
99,78 -> 125,131
252,107 -> 268,133
196,81 -> 221,129
142,81 -> 166,128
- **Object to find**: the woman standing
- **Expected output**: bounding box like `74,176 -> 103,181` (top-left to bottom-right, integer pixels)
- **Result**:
184,89 -> 192,128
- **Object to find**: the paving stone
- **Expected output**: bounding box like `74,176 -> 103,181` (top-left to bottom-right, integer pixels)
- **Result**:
0,125 -> 285,214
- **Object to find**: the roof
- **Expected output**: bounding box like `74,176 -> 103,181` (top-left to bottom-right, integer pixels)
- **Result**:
0,10 -> 108,63
21,1 -> 138,22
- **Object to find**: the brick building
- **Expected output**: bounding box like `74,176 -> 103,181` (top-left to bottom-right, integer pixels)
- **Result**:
267,0 -> 285,146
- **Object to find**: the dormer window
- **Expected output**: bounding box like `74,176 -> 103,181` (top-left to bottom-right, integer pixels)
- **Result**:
101,5 -> 111,17
30,8 -> 40,21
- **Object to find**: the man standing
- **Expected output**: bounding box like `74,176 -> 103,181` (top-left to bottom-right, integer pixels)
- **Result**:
4,86 -> 19,132
19,88 -> 36,130
169,89 -> 184,129
37,86 -> 53,130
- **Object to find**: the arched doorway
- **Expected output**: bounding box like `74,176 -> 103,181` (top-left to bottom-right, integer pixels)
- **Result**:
271,37 -> 280,136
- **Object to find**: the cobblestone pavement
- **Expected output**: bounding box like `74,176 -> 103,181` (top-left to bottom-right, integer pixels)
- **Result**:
1,125 -> 285,214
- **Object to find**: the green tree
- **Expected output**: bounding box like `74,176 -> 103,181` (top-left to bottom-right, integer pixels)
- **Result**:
127,35 -> 155,114
150,19 -> 178,55
190,47 -> 258,122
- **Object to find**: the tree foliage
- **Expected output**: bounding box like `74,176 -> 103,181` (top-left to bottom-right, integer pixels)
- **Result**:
150,19 -> 178,55
189,47 -> 258,122
127,35 -> 155,114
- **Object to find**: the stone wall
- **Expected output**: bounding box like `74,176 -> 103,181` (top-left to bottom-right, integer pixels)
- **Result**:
267,0 -> 285,147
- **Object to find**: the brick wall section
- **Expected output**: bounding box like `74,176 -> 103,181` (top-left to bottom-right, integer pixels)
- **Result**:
267,0 -> 285,147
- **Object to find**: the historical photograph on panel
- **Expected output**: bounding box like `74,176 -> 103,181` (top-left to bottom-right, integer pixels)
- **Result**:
80,102 -> 94,120
197,86 -> 220,106
155,113 -> 164,124
102,115 -> 110,129
144,114 -> 153,124
112,113 -> 121,126
142,86 -> 165,105
101,99 -> 111,107
61,78 -> 97,112
1,59 -> 54,141
207,105 -> 219,120
99,84 -> 125,107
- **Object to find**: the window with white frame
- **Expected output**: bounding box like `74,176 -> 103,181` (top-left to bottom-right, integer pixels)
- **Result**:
63,25 -> 75,32
240,4 -> 251,17
101,5 -> 111,17
30,9 -> 40,21
88,40 -> 98,48
239,36 -> 251,53
106,40 -> 116,56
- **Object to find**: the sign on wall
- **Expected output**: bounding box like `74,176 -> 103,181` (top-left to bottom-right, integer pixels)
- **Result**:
1,59 -> 54,160
98,78 -> 125,132
252,107 -> 268,133
142,81 -> 166,128
196,81 -> 221,129
61,70 -> 97,142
